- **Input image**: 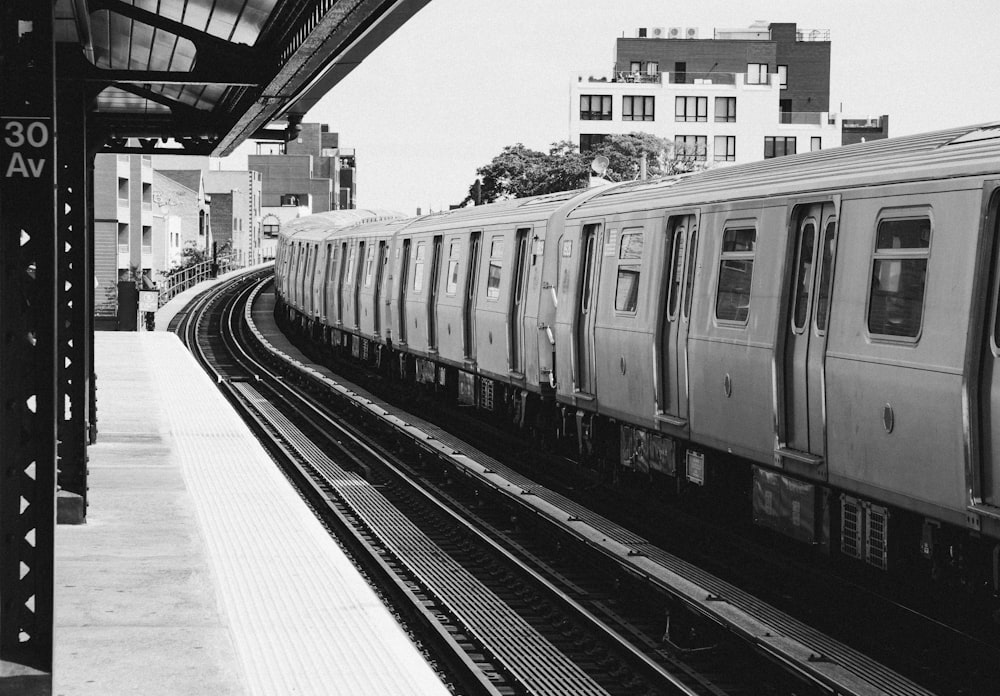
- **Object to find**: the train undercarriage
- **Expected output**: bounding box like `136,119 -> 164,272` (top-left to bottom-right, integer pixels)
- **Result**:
276,299 -> 1000,625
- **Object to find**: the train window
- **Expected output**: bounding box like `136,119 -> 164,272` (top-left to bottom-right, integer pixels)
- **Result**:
412,242 -> 426,293
446,241 -> 460,295
715,227 -> 756,323
683,231 -> 698,319
363,244 -> 376,287
867,217 -> 930,338
667,228 -> 686,319
487,235 -> 503,299
615,228 -> 643,313
345,244 -> 356,286
791,222 -> 817,332
815,221 -> 837,332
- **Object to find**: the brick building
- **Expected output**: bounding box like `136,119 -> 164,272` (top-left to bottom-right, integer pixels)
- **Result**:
203,170 -> 262,265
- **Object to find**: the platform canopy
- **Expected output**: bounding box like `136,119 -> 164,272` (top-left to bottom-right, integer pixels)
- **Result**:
53,0 -> 431,154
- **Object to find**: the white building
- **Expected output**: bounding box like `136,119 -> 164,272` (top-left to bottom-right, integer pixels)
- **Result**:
569,68 -> 841,167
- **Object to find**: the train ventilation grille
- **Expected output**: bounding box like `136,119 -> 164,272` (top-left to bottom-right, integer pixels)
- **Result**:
841,495 -> 890,570
840,496 -> 863,560
865,505 -> 889,570
479,378 -> 494,411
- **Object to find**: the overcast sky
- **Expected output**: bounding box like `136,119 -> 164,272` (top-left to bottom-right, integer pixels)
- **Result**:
226,0 -> 1000,215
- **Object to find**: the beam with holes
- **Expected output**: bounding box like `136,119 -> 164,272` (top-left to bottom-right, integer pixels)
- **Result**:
0,0 -> 58,683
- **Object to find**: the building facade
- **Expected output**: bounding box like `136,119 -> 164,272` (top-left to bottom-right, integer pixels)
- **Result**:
571,21 -> 887,166
154,169 -> 212,265
93,154 -> 156,326
204,170 -> 263,265
248,123 -> 357,249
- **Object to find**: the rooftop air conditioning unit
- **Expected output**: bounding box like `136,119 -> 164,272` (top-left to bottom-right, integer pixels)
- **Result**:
650,26 -> 667,38
635,27 -> 647,38
685,27 -> 700,39
667,26 -> 683,39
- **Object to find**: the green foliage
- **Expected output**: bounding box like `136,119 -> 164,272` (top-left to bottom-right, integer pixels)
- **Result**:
462,133 -> 700,205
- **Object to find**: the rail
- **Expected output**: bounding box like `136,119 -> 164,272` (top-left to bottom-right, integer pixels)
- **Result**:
156,251 -> 245,306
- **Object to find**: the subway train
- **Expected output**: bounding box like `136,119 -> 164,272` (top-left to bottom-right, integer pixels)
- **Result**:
273,123 -> 1000,600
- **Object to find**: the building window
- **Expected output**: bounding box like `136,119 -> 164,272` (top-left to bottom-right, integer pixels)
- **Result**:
263,223 -> 279,238
764,136 -> 797,158
117,223 -> 129,254
714,97 -> 736,122
623,95 -> 655,121
280,194 -> 300,206
714,136 -> 736,162
580,95 -> 612,120
615,229 -> 643,313
630,61 -> 642,73
778,65 -> 788,89
675,96 -> 707,122
811,137 -> 822,152
580,133 -> 609,152
716,227 -> 756,323
117,177 -> 129,202
747,63 -> 768,85
141,226 -> 152,255
645,61 -> 659,75
867,217 -> 930,338
674,135 -> 707,161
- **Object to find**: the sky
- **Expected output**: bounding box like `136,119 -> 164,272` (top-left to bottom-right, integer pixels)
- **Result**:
225,0 -> 1000,215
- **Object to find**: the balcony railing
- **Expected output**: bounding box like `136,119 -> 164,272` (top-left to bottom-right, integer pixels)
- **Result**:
795,28 -> 831,42
117,243 -> 129,254
779,111 -> 824,126
843,117 -> 884,129
141,245 -> 153,255
613,71 -> 661,84
668,71 -> 738,85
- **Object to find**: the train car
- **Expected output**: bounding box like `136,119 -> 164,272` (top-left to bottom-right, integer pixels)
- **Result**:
274,123 -> 1000,602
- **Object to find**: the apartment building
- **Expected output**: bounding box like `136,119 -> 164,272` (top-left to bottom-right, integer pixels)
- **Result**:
571,21 -> 888,166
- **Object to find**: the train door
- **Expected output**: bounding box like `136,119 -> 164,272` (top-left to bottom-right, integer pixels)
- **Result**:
658,214 -> 697,423
398,238 -> 411,343
508,228 -> 530,373
336,241 -> 347,323
464,232 -> 481,359
977,188 -> 1000,506
373,241 -> 386,335
353,241 -> 365,327
575,223 -> 602,393
781,202 -> 837,458
428,236 -> 443,349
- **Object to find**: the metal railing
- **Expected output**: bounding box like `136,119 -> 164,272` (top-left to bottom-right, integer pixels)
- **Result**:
156,252 -> 245,307
613,71 -> 661,84
795,28 -> 831,41
779,111 -> 824,125
668,71 -> 738,85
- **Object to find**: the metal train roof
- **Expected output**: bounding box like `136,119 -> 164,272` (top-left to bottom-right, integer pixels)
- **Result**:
280,123 -> 1000,243
54,0 -> 431,155
570,122 -> 1000,217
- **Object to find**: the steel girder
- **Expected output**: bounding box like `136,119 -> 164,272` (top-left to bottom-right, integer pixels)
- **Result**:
0,0 -> 59,683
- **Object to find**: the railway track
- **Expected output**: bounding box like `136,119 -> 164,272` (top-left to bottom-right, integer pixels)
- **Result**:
172,270 -> 948,696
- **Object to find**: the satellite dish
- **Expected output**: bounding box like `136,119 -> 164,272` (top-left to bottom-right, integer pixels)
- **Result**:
591,155 -> 610,177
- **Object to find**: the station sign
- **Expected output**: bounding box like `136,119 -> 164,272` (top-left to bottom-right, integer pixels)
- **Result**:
139,291 -> 159,312
1,116 -> 52,179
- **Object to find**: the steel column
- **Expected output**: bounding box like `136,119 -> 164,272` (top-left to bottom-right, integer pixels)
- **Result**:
0,0 -> 58,681
56,76 -> 91,514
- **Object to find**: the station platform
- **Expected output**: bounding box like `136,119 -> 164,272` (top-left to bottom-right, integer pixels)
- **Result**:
53,326 -> 449,694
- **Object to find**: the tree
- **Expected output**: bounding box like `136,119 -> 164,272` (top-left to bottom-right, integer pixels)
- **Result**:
461,133 -> 702,205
